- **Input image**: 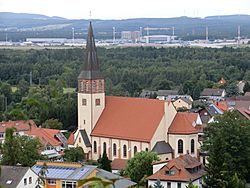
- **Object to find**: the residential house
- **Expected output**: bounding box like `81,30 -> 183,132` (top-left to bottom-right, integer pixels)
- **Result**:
237,80 -> 246,94
226,95 -> 250,111
0,120 -> 37,144
198,104 -> 223,124
140,89 -> 193,102
0,120 -> 68,159
236,107 -> 250,120
157,90 -> 179,100
0,165 -> 38,188
173,98 -> 192,110
139,89 -> 157,98
111,159 -> 128,174
157,90 -> 193,102
200,88 -> 226,101
32,161 -> 136,188
147,154 -> 206,188
218,78 -> 226,85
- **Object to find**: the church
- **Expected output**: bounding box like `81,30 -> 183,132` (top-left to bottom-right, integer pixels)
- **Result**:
71,22 -> 204,162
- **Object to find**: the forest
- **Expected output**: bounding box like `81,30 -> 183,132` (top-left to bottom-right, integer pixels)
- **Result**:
0,46 -> 249,130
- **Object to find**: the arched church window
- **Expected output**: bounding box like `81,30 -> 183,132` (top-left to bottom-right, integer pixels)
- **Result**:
123,145 -> 127,157
113,143 -> 117,156
103,142 -> 107,153
93,141 -> 97,153
178,139 -> 183,154
191,139 -> 195,153
134,146 -> 137,155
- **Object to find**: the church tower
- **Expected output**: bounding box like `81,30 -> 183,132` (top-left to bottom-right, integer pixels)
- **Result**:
77,22 -> 105,140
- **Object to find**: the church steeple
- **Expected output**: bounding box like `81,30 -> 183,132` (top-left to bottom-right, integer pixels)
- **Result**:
78,22 -> 103,80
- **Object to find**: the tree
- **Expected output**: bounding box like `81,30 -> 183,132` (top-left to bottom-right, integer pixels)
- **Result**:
153,179 -> 164,188
97,151 -> 112,172
17,136 -> 43,166
78,176 -> 113,188
243,81 -> 250,93
1,127 -> 19,166
125,151 -> 159,184
36,162 -> 48,188
63,147 -> 85,162
225,82 -> 239,97
1,128 -> 44,166
42,118 -> 63,129
17,79 -> 29,95
186,181 -> 198,188
202,111 -> 250,187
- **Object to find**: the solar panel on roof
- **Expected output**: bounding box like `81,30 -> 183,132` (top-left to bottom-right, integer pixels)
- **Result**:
70,168 -> 90,180
32,165 -> 77,179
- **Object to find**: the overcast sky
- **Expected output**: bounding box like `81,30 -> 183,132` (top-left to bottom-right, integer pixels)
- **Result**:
0,0 -> 249,19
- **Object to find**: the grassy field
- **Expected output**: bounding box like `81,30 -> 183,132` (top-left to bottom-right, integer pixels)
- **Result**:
63,87 -> 76,94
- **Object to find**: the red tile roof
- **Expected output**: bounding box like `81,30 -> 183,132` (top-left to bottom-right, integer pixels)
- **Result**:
147,154 -> 206,182
28,127 -> 61,146
111,159 -> 128,170
67,131 -> 75,145
214,101 -> 228,112
91,96 -> 165,142
168,112 -> 199,134
237,107 -> 250,120
244,92 -> 250,96
0,120 -> 37,133
0,120 -> 62,146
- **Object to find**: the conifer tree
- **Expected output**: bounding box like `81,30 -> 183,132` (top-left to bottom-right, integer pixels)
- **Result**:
97,151 -> 112,172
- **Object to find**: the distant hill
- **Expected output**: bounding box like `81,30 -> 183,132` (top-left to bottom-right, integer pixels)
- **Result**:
0,12 -> 250,41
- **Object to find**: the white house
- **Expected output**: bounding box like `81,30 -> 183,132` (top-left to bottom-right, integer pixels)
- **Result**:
0,166 -> 38,188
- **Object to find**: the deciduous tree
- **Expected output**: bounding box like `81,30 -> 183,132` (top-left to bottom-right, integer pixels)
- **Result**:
125,151 -> 159,184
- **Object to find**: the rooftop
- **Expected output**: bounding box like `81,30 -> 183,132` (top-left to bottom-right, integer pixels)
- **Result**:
0,166 -> 32,188
147,154 -> 206,182
200,88 -> 225,97
168,112 -> 200,134
91,96 -> 166,142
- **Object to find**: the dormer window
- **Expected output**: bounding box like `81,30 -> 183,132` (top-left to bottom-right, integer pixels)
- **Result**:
165,170 -> 175,176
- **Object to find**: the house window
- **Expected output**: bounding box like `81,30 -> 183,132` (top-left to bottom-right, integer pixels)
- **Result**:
0,133 -> 3,138
82,99 -> 87,106
177,182 -> 181,188
93,141 -> 97,153
134,146 -> 137,155
103,142 -> 107,153
29,177 -> 32,184
24,178 -> 27,185
178,139 -> 183,154
165,170 -> 175,176
48,179 -> 56,185
79,137 -> 81,143
113,143 -> 117,156
62,181 -> 76,188
191,139 -> 195,153
145,147 -> 148,152
95,98 -> 100,106
123,145 -> 127,157
167,182 -> 171,188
